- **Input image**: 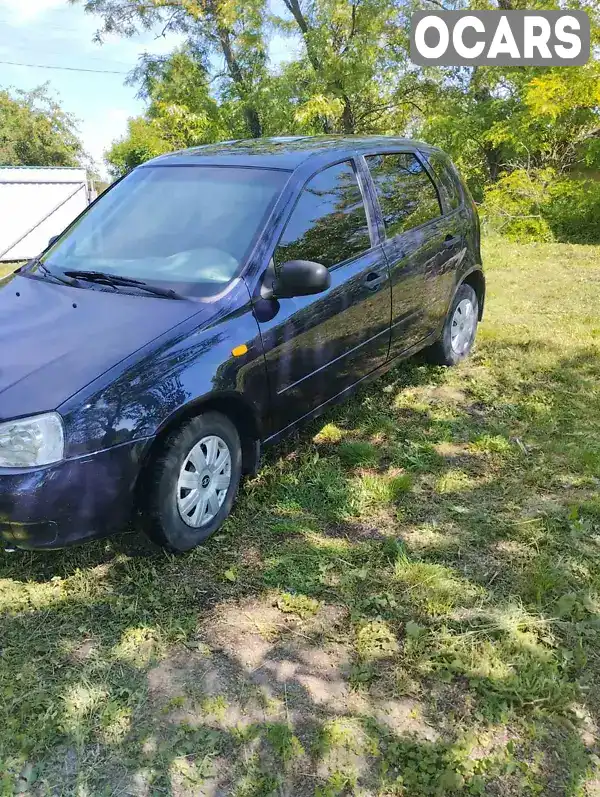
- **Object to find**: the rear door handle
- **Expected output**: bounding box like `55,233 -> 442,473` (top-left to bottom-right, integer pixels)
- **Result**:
443,235 -> 461,249
364,271 -> 387,289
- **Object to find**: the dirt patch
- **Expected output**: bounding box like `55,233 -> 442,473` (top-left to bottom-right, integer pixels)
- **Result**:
69,639 -> 96,663
434,441 -> 471,459
427,385 -> 468,405
320,519 -> 393,541
521,494 -> 566,518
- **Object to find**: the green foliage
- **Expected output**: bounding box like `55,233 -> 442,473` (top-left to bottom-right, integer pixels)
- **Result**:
0,84 -> 84,167
106,117 -> 169,176
105,47 -> 229,176
481,169 -> 555,242
276,591 -> 320,618
419,4 -> 600,231
338,440 -> 380,468
78,0 -> 600,243
264,722 -> 304,767
543,176 -> 600,245
356,620 -> 399,660
482,169 -> 600,244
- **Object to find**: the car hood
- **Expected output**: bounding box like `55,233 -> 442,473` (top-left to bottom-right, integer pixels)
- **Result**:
0,273 -> 205,420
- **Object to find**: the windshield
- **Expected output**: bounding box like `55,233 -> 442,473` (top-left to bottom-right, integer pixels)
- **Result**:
42,165 -> 289,297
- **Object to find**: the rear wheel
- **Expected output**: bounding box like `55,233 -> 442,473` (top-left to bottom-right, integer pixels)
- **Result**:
145,412 -> 242,553
425,283 -> 479,366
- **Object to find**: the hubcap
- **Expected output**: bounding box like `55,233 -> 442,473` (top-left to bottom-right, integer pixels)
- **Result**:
451,298 -> 476,355
177,435 -> 232,528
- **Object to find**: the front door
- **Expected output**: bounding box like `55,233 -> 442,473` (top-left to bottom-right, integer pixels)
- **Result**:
254,160 -> 391,436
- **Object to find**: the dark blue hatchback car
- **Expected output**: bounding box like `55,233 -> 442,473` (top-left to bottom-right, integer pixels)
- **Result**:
0,136 -> 484,553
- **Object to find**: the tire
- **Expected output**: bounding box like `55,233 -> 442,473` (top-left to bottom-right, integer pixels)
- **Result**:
145,412 -> 242,553
425,283 -> 479,366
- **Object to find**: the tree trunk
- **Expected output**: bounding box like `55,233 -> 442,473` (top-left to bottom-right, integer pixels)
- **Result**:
341,95 -> 355,133
283,0 -> 321,72
284,0 -> 355,134
244,106 -> 262,138
214,9 -> 262,137
484,143 -> 502,181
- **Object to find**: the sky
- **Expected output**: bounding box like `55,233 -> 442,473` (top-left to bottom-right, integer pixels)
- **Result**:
0,0 -> 296,178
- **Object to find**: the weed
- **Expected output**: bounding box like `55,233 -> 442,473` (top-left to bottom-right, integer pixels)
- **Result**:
356,620 -> 399,660
264,723 -> 304,767
276,591 -> 320,618
338,440 -> 380,468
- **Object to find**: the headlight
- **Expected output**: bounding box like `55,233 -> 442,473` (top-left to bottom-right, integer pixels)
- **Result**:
0,413 -> 65,468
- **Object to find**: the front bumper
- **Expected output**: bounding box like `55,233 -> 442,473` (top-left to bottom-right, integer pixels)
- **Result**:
0,439 -> 151,550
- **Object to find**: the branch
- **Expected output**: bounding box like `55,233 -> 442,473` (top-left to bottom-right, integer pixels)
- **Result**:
155,8 -> 181,38
340,0 -> 359,55
285,0 -> 321,72
425,0 -> 452,9
282,0 -> 309,35
356,95 -> 425,123
355,102 -> 397,122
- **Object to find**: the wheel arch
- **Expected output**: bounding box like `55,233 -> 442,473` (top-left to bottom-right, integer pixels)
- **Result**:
461,267 -> 486,320
136,391 -> 262,500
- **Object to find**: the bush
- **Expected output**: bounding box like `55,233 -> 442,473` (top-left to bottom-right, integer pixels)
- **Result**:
481,168 -> 600,244
544,177 -> 600,244
481,169 -> 554,243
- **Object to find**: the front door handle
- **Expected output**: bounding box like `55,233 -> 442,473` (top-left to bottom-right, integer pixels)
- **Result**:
443,235 -> 461,249
364,271 -> 387,289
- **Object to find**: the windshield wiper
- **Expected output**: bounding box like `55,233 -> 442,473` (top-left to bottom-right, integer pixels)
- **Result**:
23,258 -> 78,287
63,270 -> 185,300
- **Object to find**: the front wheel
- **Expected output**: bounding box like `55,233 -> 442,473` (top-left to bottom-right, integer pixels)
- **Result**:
145,412 -> 242,553
425,283 -> 479,366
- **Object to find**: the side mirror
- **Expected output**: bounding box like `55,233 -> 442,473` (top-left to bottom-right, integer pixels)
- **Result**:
48,235 -> 60,248
272,259 -> 331,299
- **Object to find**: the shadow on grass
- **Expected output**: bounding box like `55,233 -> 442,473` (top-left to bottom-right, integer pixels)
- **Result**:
2,348 -> 600,794
0,551 -> 592,796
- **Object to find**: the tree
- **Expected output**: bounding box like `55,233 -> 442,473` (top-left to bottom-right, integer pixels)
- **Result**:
106,47 -> 236,176
273,0 -> 431,135
72,0 -> 269,138
82,0 -> 599,243
0,84 -> 85,167
417,0 -> 600,199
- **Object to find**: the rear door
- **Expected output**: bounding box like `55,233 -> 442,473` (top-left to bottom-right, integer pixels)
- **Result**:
363,150 -> 459,359
254,159 -> 392,435
422,149 -> 472,315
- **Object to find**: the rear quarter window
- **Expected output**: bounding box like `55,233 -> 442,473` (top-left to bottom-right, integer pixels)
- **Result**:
425,152 -> 463,212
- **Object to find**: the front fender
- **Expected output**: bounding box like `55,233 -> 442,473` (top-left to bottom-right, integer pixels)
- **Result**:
59,283 -> 269,458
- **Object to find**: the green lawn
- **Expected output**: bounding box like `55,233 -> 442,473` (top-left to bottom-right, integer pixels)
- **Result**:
0,263 -> 16,279
2,238 -> 600,796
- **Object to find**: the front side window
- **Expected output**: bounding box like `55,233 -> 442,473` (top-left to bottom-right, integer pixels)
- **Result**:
275,161 -> 372,270
43,166 -> 288,297
366,153 -> 442,238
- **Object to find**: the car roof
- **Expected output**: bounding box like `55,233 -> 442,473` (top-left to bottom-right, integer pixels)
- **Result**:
145,135 -> 439,172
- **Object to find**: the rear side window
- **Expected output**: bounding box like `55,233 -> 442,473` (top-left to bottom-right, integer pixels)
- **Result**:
275,161 -> 371,270
426,151 -> 462,211
366,152 -> 441,237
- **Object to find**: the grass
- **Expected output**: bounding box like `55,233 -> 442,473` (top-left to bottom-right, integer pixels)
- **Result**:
2,236 -> 600,795
0,263 -> 17,279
